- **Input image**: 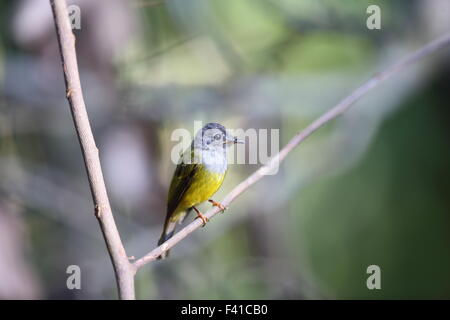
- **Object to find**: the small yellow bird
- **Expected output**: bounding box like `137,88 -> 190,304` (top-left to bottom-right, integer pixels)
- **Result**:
158,123 -> 242,259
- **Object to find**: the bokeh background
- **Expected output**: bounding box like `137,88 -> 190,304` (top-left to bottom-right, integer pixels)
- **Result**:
0,0 -> 449,299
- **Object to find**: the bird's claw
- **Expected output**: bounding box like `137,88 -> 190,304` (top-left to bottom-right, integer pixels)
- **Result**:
194,210 -> 209,227
193,207 -> 209,227
209,199 -> 227,213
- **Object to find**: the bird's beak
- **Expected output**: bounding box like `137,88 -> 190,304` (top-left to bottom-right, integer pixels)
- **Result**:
225,135 -> 244,145
233,137 -> 244,144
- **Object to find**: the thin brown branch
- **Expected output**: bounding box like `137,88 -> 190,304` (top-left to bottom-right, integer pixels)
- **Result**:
50,0 -> 135,299
133,32 -> 450,271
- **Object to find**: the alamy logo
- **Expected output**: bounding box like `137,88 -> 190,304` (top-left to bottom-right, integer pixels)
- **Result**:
68,5 -> 81,30
366,265 -> 381,290
366,5 -> 381,30
66,265 -> 81,290
171,121 -> 280,175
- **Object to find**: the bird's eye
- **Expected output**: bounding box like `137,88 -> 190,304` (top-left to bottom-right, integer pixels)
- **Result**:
214,134 -> 221,140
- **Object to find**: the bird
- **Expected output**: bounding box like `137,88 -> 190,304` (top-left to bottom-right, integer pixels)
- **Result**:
157,122 -> 242,259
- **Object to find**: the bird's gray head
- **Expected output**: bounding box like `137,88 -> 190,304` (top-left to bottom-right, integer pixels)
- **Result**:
190,123 -> 242,171
193,123 -> 241,151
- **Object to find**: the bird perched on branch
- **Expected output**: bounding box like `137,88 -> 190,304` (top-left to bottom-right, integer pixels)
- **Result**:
158,123 -> 242,259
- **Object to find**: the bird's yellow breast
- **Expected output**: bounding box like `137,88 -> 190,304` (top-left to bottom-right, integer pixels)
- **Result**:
171,166 -> 226,221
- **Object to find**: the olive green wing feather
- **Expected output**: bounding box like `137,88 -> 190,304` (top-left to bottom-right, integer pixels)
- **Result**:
157,160 -> 198,249
166,160 -> 199,219
158,149 -> 199,256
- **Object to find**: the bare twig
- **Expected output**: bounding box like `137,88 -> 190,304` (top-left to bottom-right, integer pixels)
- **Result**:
50,0 -> 135,299
133,32 -> 450,270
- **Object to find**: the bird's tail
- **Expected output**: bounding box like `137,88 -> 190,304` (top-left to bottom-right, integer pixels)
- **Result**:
157,220 -> 177,260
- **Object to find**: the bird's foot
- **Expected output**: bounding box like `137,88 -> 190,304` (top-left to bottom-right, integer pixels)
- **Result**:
208,199 -> 227,213
193,207 -> 209,227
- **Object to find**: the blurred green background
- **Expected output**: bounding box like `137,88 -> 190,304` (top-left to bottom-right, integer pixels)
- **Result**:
0,0 -> 449,299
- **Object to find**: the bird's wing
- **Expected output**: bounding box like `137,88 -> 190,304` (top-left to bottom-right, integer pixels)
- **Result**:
165,150 -> 200,221
158,157 -> 198,251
